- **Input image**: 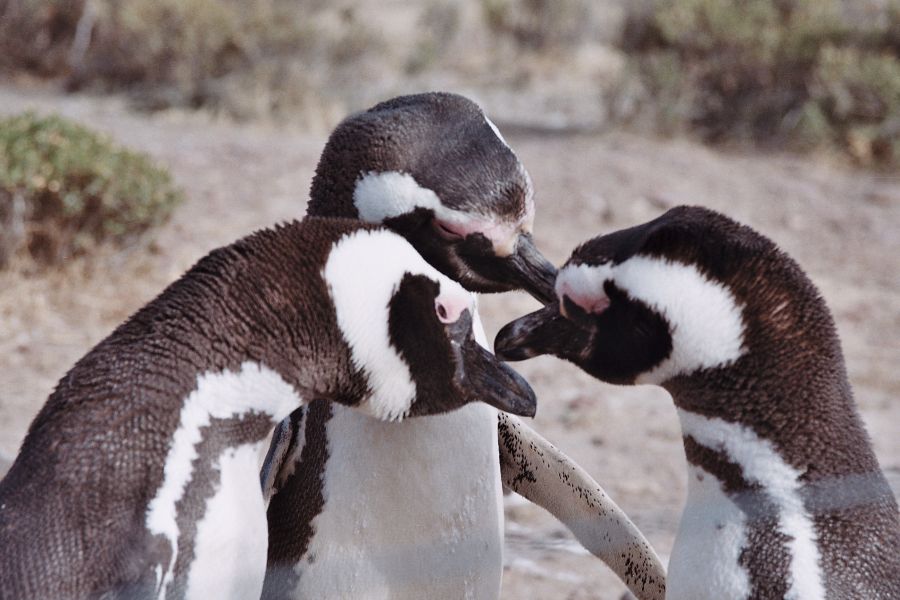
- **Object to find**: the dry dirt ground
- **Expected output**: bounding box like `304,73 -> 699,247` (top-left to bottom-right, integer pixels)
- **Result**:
0,85 -> 898,599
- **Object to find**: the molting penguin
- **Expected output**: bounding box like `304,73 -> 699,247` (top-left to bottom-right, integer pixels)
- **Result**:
495,205 -> 900,599
0,218 -> 536,600
262,92 -> 666,600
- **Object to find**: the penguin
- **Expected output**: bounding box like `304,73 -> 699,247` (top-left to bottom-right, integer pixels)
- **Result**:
261,92 -> 666,600
0,217 -> 537,600
494,205 -> 900,599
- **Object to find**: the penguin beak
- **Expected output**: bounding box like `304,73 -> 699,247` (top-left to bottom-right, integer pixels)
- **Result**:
459,339 -> 537,417
447,311 -> 537,417
494,303 -> 591,363
505,233 -> 558,304
455,232 -> 558,304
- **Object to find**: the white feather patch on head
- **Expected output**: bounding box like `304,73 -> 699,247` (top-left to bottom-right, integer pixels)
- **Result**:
617,256 -> 746,383
146,362 -> 301,600
323,228 -> 472,421
558,257 -> 746,383
556,262 -> 614,312
678,409 -> 826,600
354,170 -> 495,234
352,171 -> 531,255
354,170 -> 443,225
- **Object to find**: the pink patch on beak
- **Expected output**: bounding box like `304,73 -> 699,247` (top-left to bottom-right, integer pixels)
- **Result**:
556,278 -> 610,317
435,292 -> 470,324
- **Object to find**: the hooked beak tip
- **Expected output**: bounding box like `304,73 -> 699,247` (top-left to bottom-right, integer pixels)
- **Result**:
460,339 -> 537,417
494,374 -> 537,417
512,239 -> 558,304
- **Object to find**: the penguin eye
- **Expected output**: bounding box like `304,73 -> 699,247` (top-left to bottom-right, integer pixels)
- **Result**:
433,220 -> 464,241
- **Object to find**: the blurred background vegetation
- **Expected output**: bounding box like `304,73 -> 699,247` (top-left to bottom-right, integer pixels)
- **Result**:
0,0 -> 897,267
1,0 -> 896,163
0,112 -> 181,268
621,0 -> 899,164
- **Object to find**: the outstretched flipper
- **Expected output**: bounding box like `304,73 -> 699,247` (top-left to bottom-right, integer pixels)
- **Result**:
498,412 -> 666,600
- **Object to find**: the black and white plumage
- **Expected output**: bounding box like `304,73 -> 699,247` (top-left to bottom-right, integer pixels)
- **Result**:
307,92 -> 556,302
496,205 -> 900,600
261,92 -> 665,600
0,218 -> 536,600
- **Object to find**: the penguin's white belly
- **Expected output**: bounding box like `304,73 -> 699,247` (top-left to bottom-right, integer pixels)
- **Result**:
294,402 -> 503,600
667,464 -> 751,600
184,441 -> 270,600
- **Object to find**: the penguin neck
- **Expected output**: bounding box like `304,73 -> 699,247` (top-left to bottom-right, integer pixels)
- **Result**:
667,377 -> 850,600
665,259 -> 885,480
665,345 -> 879,483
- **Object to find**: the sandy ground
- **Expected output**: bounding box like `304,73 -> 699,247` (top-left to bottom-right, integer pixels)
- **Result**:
0,85 -> 898,599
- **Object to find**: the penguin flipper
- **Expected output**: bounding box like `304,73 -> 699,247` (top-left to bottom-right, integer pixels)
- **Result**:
260,406 -> 308,505
497,412 -> 667,600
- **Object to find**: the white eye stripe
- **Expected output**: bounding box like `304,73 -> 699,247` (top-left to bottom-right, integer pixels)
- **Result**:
557,256 -> 746,382
323,228 -> 467,421
352,171 -> 528,255
353,171 -> 441,224
556,262 -> 613,305
353,171 -> 477,228
618,256 -> 745,382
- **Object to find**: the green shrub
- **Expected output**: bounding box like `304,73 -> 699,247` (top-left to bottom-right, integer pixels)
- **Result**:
810,45 -> 900,162
620,0 -> 900,166
0,112 -> 183,267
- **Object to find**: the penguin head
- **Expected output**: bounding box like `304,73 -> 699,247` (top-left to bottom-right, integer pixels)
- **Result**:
323,225 -> 537,421
308,92 -> 557,303
495,206 -> 791,387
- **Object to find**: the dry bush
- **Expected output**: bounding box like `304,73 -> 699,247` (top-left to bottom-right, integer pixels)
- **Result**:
0,112 -> 182,267
481,0 -> 594,52
76,0 -> 323,115
0,0 -> 386,118
619,0 -> 900,166
0,0 -> 84,76
407,2 -> 462,74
